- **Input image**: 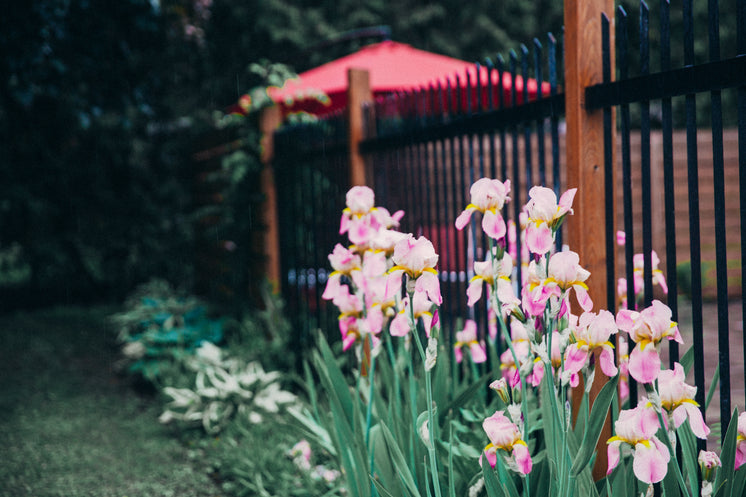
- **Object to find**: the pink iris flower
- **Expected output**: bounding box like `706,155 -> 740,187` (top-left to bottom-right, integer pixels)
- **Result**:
453,320 -> 487,364
389,291 -> 438,338
497,283 -> 522,322
466,254 -> 513,307
332,286 -> 364,351
507,219 -> 518,260
617,335 -> 630,402
489,378 -> 511,404
455,178 -> 511,240
387,234 -> 442,305
358,279 -> 399,335
322,244 -> 362,300
500,322 -> 531,388
616,300 -> 683,384
734,412 -> 746,470
482,410 -> 532,475
529,330 -> 573,387
698,450 -> 721,471
564,310 -> 618,378
525,223 -> 554,256
339,186 -> 375,235
545,251 -> 593,312
289,440 -> 313,470
633,251 -> 668,294
657,363 -> 710,439
346,186 -> 375,214
371,206 -> 404,230
349,251 -> 388,309
520,258 -> 559,317
616,276 -> 641,310
525,186 -> 576,229
339,187 -> 406,248
607,404 -> 670,484
368,228 -> 408,255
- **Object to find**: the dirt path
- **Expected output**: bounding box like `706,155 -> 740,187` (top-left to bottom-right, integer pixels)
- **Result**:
0,307 -> 221,497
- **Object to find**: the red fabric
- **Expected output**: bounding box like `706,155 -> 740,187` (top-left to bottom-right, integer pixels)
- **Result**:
264,41 -> 548,116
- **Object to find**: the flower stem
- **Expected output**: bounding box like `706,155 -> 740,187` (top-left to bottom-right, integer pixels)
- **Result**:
384,332 -> 402,419
488,240 -> 530,497
365,334 -> 376,447
408,289 -> 442,497
405,346 -> 419,487
645,384 -> 692,497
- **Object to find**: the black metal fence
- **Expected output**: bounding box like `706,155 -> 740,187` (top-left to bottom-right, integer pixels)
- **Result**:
272,0 -> 746,437
273,114 -> 349,353
358,39 -> 565,346
589,0 -> 746,445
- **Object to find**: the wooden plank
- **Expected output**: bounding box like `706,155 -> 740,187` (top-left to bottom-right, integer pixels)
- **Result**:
260,105 -> 284,292
347,68 -> 373,187
564,0 -> 616,481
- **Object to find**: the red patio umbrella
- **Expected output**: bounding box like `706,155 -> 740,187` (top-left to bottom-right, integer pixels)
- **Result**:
265,41 -> 547,116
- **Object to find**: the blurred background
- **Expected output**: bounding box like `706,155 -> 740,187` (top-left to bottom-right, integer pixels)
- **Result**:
1,0 -> 730,314
0,0 -> 569,313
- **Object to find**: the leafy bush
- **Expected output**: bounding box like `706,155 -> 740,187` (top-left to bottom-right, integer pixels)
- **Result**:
221,281 -> 297,373
192,415 -> 343,497
111,278 -> 339,497
159,342 -> 296,434
111,279 -> 224,387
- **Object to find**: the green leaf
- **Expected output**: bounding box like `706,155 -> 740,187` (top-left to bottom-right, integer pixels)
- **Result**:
380,422 -> 422,497
573,389 -> 590,437
571,375 -> 619,476
481,457 -> 504,497
532,457 -> 551,497
539,371 -> 561,461
676,421 -> 699,497
417,410 -> 433,449
492,450 -> 520,497
302,360 -> 319,418
370,425 -> 398,496
316,333 -> 354,423
445,438 -> 481,459
731,466 -> 746,497
705,363 -> 720,411
424,459 -> 433,497
459,408 -> 483,423
680,345 -> 695,375
607,456 -> 636,497
715,407 -> 740,497
438,371 -> 492,424
371,478 -> 397,497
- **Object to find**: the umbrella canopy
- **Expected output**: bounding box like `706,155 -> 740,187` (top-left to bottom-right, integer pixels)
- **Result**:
266,41 -> 547,116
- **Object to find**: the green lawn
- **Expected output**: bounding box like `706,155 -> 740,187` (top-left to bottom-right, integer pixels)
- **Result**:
0,306 -> 222,497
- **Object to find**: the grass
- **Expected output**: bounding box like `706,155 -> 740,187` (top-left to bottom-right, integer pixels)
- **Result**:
0,306 -> 222,497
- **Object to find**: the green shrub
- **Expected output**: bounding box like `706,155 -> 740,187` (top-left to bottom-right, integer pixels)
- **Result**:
192,414 -> 343,497
158,342 -> 296,434
111,279 -> 224,388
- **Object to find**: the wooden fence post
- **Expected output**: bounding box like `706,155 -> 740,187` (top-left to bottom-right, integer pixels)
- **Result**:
347,68 -> 373,187
564,0 -> 616,481
259,105 -> 283,292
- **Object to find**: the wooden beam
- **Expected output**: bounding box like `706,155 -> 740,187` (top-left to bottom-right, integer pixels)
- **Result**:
347,68 -> 373,186
564,0 -> 616,482
259,105 -> 284,292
